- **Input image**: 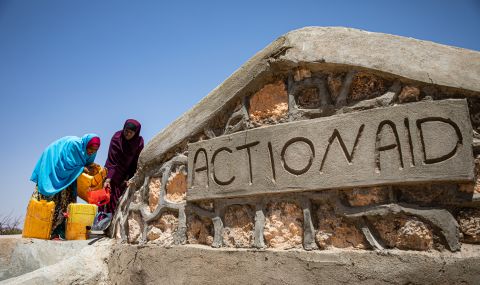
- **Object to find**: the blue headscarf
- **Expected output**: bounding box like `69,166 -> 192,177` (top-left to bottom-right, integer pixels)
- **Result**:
30,134 -> 99,196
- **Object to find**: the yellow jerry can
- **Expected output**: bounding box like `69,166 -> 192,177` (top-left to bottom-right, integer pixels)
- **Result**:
66,203 -> 97,240
76,163 -> 107,202
22,198 -> 55,240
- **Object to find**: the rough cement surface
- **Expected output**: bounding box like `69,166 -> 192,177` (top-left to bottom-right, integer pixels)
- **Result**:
0,236 -> 18,280
3,237 -> 480,284
0,237 -> 111,284
0,236 -> 91,281
108,243 -> 480,285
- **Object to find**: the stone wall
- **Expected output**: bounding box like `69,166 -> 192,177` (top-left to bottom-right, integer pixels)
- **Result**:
111,27 -> 480,253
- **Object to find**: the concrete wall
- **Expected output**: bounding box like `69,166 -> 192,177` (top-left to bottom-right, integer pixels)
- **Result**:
112,27 -> 480,256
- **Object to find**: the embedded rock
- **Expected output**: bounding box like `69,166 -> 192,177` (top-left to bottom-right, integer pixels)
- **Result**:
315,204 -> 367,249
165,169 -> 187,203
349,72 -> 387,102
459,157 -> 480,194
344,187 -> 390,207
371,215 -> 434,251
395,184 -> 457,206
222,205 -> 254,248
127,211 -> 143,244
148,177 -> 161,212
147,212 -> 178,246
132,189 -> 142,204
398,86 -> 420,103
327,73 -> 343,102
186,214 -> 214,246
457,209 -> 480,244
264,202 -> 303,249
248,80 -> 288,125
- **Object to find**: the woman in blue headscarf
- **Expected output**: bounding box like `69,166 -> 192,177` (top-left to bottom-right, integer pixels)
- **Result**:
30,134 -> 101,239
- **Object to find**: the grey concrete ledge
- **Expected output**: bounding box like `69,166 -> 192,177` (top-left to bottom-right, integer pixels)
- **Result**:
109,243 -> 480,284
140,26 -> 480,168
283,27 -> 480,93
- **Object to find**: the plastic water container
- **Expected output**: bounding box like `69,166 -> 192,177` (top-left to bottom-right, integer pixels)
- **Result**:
66,203 -> 97,240
76,163 -> 107,202
22,198 -> 55,240
87,187 -> 111,206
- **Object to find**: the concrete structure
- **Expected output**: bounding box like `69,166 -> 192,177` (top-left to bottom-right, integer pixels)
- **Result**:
112,27 -> 480,258
103,27 -> 480,283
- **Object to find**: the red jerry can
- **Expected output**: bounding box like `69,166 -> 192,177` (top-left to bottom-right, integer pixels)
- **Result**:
87,187 -> 111,207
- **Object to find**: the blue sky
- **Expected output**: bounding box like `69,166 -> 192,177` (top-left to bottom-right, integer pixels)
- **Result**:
0,0 -> 479,219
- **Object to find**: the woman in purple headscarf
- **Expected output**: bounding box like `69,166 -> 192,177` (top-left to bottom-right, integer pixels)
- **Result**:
101,119 -> 144,215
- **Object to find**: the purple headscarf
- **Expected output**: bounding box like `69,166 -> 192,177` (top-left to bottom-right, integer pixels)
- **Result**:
105,119 -> 144,184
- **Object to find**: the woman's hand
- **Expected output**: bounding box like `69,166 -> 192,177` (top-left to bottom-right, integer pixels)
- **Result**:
83,164 -> 94,174
103,178 -> 111,189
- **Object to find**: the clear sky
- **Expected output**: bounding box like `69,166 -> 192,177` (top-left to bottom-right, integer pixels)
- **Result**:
0,0 -> 479,219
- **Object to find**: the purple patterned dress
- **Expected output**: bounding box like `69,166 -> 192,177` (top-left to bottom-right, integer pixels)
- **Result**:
99,119 -> 143,215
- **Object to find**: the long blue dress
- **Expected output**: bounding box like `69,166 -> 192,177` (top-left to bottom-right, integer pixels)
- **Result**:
30,134 -> 99,238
